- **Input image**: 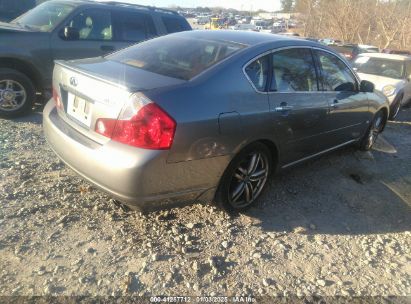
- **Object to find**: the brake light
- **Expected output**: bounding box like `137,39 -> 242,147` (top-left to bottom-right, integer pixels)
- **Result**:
52,86 -> 63,109
96,94 -> 176,150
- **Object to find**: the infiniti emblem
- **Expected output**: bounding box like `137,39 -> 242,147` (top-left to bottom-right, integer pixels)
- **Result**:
70,77 -> 78,87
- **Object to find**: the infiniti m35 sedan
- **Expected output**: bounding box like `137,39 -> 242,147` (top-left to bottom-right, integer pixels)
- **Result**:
43,30 -> 389,212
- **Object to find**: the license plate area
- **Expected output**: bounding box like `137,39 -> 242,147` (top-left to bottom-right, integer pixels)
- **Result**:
67,93 -> 92,127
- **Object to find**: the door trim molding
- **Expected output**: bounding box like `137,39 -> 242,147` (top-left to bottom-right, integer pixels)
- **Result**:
281,139 -> 357,169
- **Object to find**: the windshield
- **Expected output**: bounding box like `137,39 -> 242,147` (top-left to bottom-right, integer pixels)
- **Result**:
108,36 -> 246,80
11,2 -> 74,32
353,57 -> 405,79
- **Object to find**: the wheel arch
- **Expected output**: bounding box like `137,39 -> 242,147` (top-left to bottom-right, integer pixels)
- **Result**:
231,138 -> 281,172
0,58 -> 43,92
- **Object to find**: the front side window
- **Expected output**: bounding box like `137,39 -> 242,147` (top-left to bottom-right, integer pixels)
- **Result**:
271,48 -> 318,92
317,50 -> 357,91
66,9 -> 112,41
108,36 -> 246,80
245,55 -> 269,91
113,10 -> 156,42
11,1 -> 74,32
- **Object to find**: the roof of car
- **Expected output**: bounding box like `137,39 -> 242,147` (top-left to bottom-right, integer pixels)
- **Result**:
358,52 -> 411,61
172,30 -> 313,47
51,0 -> 180,16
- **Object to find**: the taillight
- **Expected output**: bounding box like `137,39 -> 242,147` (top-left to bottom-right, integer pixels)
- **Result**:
52,86 -> 63,109
96,94 -> 176,150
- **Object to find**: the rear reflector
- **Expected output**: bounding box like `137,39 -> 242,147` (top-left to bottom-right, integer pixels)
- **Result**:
96,94 -> 176,150
52,86 -> 63,109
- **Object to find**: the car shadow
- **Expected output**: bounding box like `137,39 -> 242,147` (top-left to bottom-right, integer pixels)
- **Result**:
243,111 -> 411,235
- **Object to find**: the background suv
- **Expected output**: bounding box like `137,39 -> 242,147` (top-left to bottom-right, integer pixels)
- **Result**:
0,0 -> 191,118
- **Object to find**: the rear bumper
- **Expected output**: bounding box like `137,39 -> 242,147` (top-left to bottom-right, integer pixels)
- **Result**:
43,100 -> 226,207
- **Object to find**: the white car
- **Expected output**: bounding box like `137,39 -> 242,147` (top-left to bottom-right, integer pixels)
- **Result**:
353,53 -> 411,119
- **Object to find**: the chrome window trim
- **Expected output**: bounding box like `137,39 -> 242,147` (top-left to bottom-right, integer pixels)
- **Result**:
242,45 -> 361,95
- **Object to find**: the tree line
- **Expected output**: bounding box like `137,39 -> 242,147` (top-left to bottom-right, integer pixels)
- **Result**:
283,0 -> 411,50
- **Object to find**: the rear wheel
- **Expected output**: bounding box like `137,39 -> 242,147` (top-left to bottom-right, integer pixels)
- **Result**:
215,142 -> 272,212
358,110 -> 385,151
0,68 -> 36,118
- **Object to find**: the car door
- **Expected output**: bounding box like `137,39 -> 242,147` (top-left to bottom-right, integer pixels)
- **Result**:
267,47 -> 331,165
51,8 -> 116,61
314,49 -> 369,146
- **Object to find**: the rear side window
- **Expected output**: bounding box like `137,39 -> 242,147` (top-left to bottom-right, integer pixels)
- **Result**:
317,50 -> 357,91
271,48 -> 318,92
108,36 -> 246,80
162,16 -> 190,33
113,10 -> 156,42
244,55 -> 269,91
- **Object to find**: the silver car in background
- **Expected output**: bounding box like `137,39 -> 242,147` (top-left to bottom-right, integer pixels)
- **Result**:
353,53 -> 411,119
43,30 -> 389,212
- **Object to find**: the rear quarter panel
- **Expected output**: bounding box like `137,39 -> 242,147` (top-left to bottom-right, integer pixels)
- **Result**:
144,46 -> 280,164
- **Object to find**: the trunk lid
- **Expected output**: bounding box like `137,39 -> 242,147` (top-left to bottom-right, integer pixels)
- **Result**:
53,58 -> 185,144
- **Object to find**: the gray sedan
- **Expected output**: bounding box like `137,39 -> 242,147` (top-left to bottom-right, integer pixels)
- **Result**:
43,30 -> 390,212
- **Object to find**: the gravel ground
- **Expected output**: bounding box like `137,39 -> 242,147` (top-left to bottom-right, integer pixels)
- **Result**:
0,105 -> 410,299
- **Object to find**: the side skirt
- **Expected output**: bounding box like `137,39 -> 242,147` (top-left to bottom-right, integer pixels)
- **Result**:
281,139 -> 358,169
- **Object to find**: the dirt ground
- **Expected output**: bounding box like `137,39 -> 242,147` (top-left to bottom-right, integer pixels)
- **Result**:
0,105 -> 410,299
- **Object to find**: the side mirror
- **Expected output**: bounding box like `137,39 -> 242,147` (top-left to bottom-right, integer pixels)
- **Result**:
360,80 -> 375,93
60,26 -> 79,41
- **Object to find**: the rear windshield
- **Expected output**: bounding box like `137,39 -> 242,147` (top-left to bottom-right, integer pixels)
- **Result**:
108,36 -> 246,80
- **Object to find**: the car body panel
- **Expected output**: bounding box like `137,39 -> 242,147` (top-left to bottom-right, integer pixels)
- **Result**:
43,100 -> 229,206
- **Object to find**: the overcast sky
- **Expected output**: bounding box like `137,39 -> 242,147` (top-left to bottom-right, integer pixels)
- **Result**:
105,0 -> 282,12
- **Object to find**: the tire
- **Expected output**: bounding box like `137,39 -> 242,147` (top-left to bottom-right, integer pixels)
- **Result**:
0,68 -> 36,118
358,110 -> 385,151
215,142 -> 273,212
388,93 -> 403,121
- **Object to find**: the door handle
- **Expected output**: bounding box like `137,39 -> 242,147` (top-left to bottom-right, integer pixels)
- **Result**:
100,45 -> 115,52
275,105 -> 293,112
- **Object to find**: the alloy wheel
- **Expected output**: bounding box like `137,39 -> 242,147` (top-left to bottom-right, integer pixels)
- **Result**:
0,79 -> 27,111
228,151 -> 269,208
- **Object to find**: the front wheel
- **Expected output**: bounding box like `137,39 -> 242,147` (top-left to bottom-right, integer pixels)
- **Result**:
358,110 -> 385,151
0,68 -> 36,118
389,94 -> 403,121
215,142 -> 272,212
